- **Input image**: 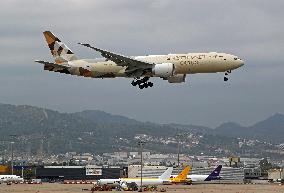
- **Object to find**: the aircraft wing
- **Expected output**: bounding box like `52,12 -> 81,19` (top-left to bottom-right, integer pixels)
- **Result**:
78,43 -> 154,77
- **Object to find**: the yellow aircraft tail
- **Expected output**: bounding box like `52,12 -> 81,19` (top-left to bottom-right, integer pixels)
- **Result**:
171,166 -> 190,183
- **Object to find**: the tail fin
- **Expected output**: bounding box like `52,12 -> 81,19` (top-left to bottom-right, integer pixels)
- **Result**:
43,31 -> 78,64
159,167 -> 173,180
205,165 -> 222,181
175,166 -> 190,181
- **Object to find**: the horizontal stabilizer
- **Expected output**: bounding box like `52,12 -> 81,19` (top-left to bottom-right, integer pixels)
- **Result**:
35,60 -> 69,68
35,60 -> 71,74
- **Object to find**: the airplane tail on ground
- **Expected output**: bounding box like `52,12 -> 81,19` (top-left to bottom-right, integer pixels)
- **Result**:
159,167 -> 173,180
172,166 -> 191,183
205,165 -> 222,181
43,31 -> 78,64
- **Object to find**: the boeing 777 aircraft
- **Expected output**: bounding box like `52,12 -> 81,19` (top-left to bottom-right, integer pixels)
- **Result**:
36,31 -> 244,89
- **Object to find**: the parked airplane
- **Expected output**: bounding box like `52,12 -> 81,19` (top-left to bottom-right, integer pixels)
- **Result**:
36,31 -> 244,89
170,165 -> 222,182
97,167 -> 173,187
0,175 -> 24,183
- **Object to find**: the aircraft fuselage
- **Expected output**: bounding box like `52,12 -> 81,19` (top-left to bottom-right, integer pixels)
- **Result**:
65,52 -> 244,78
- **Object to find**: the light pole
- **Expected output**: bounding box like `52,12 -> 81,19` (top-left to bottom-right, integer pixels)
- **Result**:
11,141 -> 15,175
138,141 -> 146,192
21,166 -> 24,179
177,139 -> 180,173
175,133 -> 182,174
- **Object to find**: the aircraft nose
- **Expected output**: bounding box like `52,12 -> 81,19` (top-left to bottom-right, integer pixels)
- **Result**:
238,60 -> 244,67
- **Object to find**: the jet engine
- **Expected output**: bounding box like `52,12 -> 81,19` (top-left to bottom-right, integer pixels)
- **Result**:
167,74 -> 186,83
152,63 -> 174,77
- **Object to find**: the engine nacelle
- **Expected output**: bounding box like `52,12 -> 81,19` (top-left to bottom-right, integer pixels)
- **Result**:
152,63 -> 174,77
167,74 -> 186,83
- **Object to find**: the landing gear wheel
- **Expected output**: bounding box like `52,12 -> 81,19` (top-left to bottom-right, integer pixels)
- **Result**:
141,77 -> 149,82
131,81 -> 138,86
131,77 -> 153,89
147,82 -> 153,87
224,77 -> 228,81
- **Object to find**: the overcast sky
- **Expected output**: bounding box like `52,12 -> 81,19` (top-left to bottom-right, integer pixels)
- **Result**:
0,0 -> 283,127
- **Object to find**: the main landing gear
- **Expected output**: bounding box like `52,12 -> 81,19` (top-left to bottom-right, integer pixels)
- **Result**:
131,77 -> 154,89
224,70 -> 231,81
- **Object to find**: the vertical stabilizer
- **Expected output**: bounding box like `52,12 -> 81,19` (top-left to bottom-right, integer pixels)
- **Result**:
159,167 -> 173,180
43,31 -> 78,64
174,166 -> 190,182
205,165 -> 222,181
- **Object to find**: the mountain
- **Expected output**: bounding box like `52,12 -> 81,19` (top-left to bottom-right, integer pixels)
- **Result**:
249,113 -> 284,142
213,122 -> 249,138
0,103 -> 180,154
213,113 -> 284,143
75,110 -> 139,125
0,103 -> 283,157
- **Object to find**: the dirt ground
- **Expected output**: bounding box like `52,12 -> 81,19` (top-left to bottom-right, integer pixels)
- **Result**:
0,183 -> 284,193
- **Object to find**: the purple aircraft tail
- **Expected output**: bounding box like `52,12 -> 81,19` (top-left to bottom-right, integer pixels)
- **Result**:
204,165 -> 222,181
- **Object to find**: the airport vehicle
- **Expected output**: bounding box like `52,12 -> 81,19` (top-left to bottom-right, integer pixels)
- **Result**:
36,31 -> 244,89
0,175 -> 24,183
97,167 -> 173,187
171,165 -> 222,182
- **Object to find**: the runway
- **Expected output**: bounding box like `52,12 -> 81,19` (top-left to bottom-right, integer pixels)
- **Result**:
0,183 -> 283,193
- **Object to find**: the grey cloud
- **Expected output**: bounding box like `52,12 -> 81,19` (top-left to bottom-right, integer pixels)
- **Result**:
0,0 -> 283,127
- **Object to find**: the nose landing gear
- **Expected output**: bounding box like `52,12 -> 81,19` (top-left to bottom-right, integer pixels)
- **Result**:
131,77 -> 153,89
224,70 -> 231,81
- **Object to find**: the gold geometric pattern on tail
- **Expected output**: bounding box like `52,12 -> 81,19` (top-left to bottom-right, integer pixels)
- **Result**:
43,31 -> 77,64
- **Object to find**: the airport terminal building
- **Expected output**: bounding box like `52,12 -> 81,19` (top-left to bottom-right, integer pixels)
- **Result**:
36,165 -> 127,181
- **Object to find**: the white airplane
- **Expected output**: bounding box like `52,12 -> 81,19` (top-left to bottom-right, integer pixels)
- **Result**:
97,167 -> 173,188
0,175 -> 24,183
36,31 -> 244,89
170,165 -> 222,182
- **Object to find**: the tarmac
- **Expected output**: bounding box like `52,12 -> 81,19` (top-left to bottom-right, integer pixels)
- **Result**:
0,183 -> 284,193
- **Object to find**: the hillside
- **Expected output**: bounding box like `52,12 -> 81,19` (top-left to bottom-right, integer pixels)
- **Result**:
0,103 -> 283,158
212,113 -> 284,143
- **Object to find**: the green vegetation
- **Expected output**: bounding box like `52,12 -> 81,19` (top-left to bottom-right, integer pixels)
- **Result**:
0,103 -> 283,158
